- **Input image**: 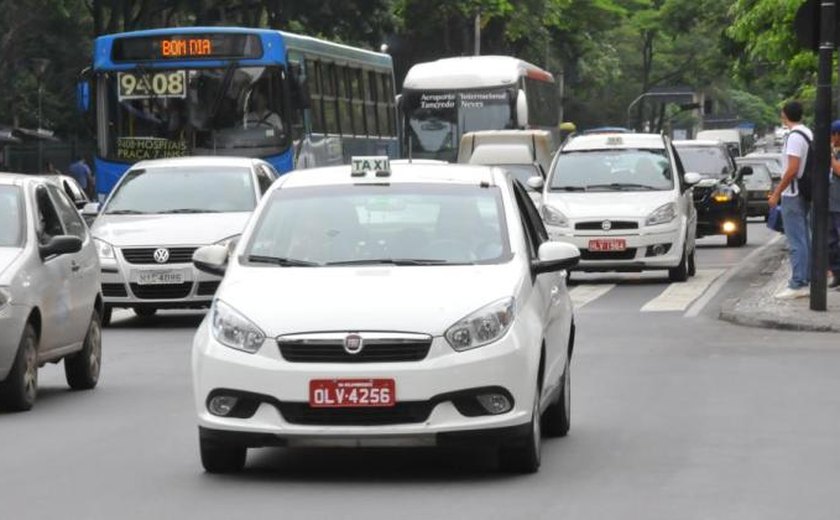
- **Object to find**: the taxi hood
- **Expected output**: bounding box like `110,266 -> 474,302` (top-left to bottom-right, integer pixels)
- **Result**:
91,213 -> 251,247
543,190 -> 676,220
218,263 -> 520,337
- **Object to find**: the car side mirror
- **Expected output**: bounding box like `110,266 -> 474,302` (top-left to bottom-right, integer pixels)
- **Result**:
738,166 -> 753,179
193,244 -> 229,276
82,202 -> 100,216
532,242 -> 580,274
526,176 -> 545,191
39,235 -> 83,259
516,89 -> 528,128
683,172 -> 702,187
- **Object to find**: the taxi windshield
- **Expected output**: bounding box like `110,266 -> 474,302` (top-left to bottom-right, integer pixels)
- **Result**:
104,167 -> 255,215
245,184 -> 510,266
550,149 -> 674,191
0,186 -> 24,247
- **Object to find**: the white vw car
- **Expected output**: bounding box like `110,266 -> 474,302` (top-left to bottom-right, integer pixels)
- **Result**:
542,133 -> 699,282
191,158 -> 580,473
88,157 -> 278,324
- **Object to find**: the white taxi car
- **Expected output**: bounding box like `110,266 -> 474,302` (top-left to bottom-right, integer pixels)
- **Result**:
542,133 -> 699,282
191,157 -> 580,474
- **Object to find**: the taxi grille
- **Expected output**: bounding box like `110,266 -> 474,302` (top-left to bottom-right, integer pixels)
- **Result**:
278,338 -> 432,363
580,248 -> 637,261
101,283 -> 128,297
279,402 -> 433,425
575,220 -> 638,230
121,247 -> 198,265
129,282 -> 193,300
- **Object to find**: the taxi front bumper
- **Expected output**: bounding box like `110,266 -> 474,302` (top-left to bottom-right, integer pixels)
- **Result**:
192,318 -> 539,446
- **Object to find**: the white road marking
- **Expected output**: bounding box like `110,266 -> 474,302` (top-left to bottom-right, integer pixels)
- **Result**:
570,284 -> 616,309
683,234 -> 784,317
640,269 -> 725,312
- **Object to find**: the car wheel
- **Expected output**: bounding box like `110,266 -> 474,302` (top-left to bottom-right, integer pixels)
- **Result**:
200,436 -> 247,473
101,305 -> 112,328
0,324 -> 38,412
499,380 -> 541,474
687,247 -> 697,277
134,307 -> 157,318
668,248 -> 689,283
65,309 -> 102,390
542,356 -> 571,438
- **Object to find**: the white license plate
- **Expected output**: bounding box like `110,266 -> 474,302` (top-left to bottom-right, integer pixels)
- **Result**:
136,270 -> 185,285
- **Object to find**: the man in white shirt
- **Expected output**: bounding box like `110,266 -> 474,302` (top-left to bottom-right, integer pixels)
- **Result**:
768,101 -> 812,299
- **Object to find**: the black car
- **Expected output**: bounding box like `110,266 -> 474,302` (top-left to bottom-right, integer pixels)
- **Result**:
673,140 -> 752,247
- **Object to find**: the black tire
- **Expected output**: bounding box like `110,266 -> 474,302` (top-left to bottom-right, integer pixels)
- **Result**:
64,309 -> 102,390
727,217 -> 748,247
687,247 -> 697,277
542,356 -> 571,438
668,248 -> 689,283
0,324 -> 38,412
200,436 -> 247,474
134,307 -> 157,318
499,381 -> 541,474
101,305 -> 112,327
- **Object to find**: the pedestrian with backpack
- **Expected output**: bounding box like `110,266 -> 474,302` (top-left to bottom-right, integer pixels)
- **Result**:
769,101 -> 813,299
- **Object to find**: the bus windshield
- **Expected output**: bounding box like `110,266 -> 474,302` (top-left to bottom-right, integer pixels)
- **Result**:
102,65 -> 289,162
403,88 -> 514,162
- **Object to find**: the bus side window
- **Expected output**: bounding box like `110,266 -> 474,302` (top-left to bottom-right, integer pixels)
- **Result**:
365,71 -> 379,136
376,72 -> 389,138
306,59 -> 325,134
349,68 -> 366,136
322,63 -> 339,135
383,74 -> 396,137
336,66 -> 352,136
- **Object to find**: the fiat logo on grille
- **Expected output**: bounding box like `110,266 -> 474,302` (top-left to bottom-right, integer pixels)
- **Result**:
601,220 -> 612,231
344,334 -> 364,355
153,248 -> 170,264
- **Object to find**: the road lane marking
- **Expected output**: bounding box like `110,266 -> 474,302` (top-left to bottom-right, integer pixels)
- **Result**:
570,284 -> 616,309
641,269 -> 725,312
683,234 -> 784,318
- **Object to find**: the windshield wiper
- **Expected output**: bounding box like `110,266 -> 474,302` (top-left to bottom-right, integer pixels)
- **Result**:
247,255 -> 319,267
550,185 -> 587,192
586,183 -> 658,191
106,209 -> 146,215
325,258 -> 466,266
158,209 -> 222,214
208,61 -> 238,127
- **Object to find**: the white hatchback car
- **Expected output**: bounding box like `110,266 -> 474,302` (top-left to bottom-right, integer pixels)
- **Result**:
541,133 -> 699,281
191,158 -> 580,474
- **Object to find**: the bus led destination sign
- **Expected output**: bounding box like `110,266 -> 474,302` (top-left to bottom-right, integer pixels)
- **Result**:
112,33 -> 262,62
161,38 -> 212,58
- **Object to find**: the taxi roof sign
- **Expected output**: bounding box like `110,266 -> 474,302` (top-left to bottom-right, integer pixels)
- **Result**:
351,156 -> 391,177
606,135 -> 624,146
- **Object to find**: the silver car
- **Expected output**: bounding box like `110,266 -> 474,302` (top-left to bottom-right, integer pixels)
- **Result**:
87,157 -> 278,325
0,174 -> 102,411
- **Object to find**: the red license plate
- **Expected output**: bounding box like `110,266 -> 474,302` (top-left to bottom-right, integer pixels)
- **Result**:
309,379 -> 396,408
588,239 -> 627,252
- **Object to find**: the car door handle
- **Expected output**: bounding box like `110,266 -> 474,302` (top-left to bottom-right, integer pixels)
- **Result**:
71,261 -> 81,273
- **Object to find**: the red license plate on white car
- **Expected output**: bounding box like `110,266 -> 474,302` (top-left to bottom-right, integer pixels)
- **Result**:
309,379 -> 396,408
588,239 -> 626,252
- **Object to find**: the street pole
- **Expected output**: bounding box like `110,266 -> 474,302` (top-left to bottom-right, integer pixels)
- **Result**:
37,80 -> 43,172
474,11 -> 481,56
810,0 -> 834,311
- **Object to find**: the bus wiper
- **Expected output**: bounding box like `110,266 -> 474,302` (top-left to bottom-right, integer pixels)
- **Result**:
325,258 -> 467,266
159,208 -> 222,214
586,183 -> 657,191
208,61 -> 238,127
106,209 -> 145,215
247,255 -> 319,267
550,185 -> 586,192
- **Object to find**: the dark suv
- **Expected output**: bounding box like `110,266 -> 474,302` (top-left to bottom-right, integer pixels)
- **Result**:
673,140 -> 752,247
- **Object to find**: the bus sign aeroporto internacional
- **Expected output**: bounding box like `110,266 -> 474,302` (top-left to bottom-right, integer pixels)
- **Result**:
111,33 -> 263,62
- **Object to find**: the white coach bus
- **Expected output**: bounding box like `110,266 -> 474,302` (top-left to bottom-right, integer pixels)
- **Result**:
399,55 -> 560,162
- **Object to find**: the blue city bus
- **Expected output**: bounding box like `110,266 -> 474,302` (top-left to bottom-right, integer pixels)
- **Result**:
85,27 -> 399,198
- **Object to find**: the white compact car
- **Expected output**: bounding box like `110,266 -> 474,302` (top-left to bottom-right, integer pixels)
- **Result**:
191,157 -> 580,474
541,133 -> 699,282
88,157 -> 278,324
0,174 -> 102,411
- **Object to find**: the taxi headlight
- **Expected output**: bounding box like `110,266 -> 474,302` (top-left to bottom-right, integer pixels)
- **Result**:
712,189 -> 734,203
93,238 -> 115,260
541,205 -> 569,227
445,298 -> 515,352
0,287 -> 10,310
211,300 -> 265,354
645,203 -> 677,226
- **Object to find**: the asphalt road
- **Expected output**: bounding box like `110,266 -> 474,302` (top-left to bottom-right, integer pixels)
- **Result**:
2,221 -> 839,520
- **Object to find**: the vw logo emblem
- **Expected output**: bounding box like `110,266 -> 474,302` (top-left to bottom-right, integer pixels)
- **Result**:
601,220 -> 612,231
153,248 -> 170,264
343,334 -> 364,355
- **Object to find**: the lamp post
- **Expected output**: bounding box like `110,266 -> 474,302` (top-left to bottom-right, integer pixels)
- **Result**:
31,58 -> 50,171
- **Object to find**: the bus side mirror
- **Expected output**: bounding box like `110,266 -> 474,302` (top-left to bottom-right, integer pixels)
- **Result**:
516,89 -> 528,128
76,80 -> 91,114
289,63 -> 311,109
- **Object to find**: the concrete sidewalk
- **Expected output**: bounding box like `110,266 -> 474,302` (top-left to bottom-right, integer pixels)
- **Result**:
719,241 -> 840,332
